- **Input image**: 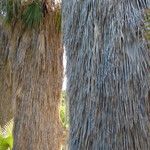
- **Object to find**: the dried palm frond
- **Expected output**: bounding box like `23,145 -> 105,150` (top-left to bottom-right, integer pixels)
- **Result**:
145,9 -> 150,40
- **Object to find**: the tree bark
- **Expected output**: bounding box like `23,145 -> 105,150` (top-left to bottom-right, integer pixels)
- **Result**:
8,1 -> 64,149
0,23 -> 13,127
63,0 -> 150,149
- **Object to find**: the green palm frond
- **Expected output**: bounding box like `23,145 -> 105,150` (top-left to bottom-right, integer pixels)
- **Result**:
0,137 -> 10,150
22,1 -> 43,29
0,120 -> 13,150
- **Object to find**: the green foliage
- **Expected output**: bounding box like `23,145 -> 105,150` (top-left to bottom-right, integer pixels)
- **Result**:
5,0 -> 13,23
60,91 -> 69,128
22,1 -> 43,29
1,0 -> 61,31
0,120 -> 13,150
4,0 -> 43,29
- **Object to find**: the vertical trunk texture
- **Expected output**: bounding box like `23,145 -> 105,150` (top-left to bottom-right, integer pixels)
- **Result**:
0,23 -> 13,126
8,2 -> 64,150
63,0 -> 150,149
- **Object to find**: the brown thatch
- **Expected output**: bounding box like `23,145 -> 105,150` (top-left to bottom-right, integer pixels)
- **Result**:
0,22 -> 13,127
63,0 -> 150,149
0,0 -> 65,149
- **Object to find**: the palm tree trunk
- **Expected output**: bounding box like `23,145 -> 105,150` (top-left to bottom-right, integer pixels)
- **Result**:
63,0 -> 150,149
8,1 -> 64,149
0,23 -> 13,127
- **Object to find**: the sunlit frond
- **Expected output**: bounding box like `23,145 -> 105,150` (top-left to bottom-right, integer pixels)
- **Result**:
0,120 -> 13,150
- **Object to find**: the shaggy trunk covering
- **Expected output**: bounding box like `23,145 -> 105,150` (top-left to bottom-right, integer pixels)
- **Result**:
0,22 -> 13,127
6,0 -> 64,149
63,0 -> 150,149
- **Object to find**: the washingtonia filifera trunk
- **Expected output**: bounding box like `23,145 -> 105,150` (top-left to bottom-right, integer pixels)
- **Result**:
7,1 -> 64,149
0,23 -> 13,127
63,0 -> 150,149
